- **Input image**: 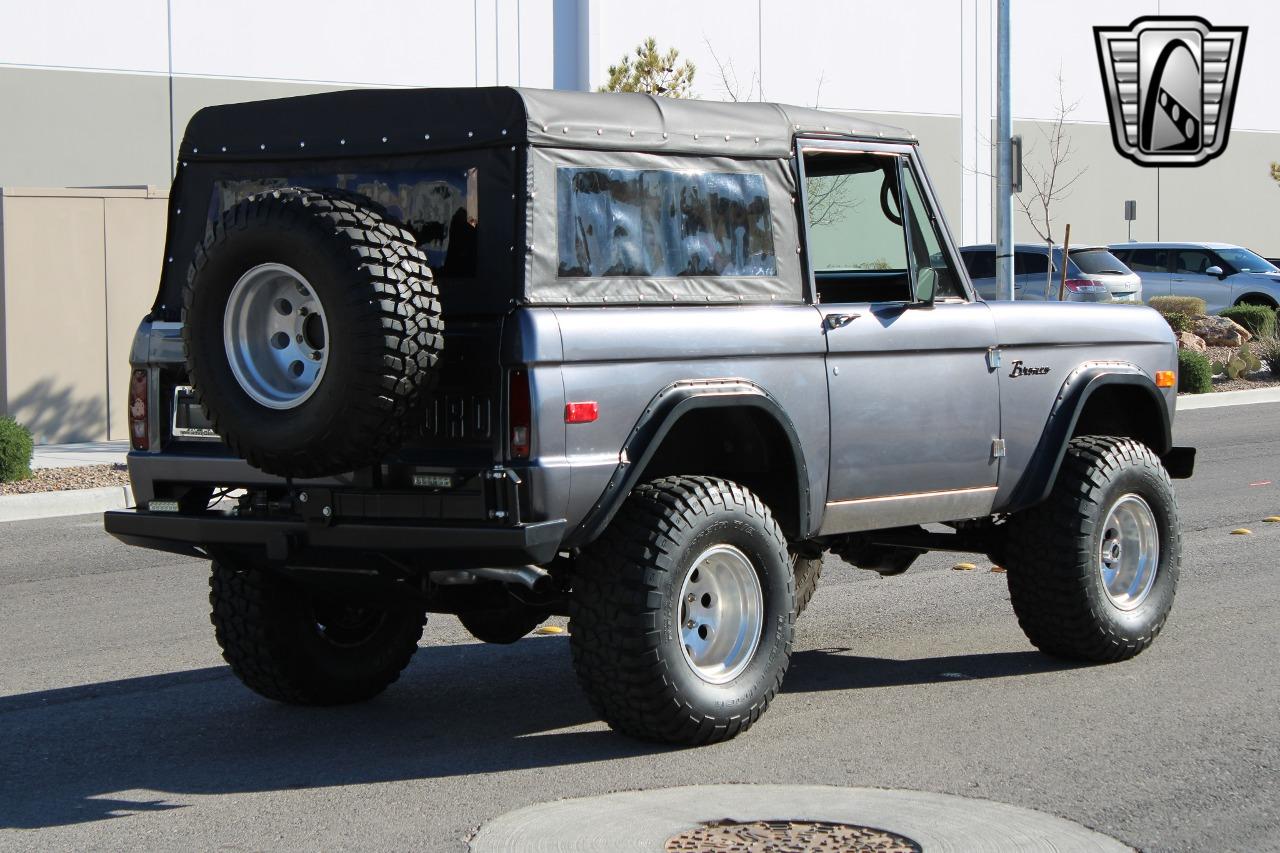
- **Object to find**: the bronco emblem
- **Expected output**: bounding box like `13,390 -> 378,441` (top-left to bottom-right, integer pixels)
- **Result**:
1094,16 -> 1247,167
1009,361 -> 1051,378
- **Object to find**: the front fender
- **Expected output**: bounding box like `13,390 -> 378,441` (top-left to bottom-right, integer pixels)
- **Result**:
1005,363 -> 1172,513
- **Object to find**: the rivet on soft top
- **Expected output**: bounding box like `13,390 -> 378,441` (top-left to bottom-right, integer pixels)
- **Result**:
596,128 -> 603,135
724,134 -> 730,141
192,147 -> 199,153
501,129 -> 508,135
754,136 -> 760,143
693,133 -> 699,140
467,131 -> 474,138
340,139 -> 346,145
259,143 -> 266,150
562,126 -> 569,133
424,133 -> 431,140
662,132 -> 668,139
381,136 -> 388,143
629,129 -> 636,137
299,141 -> 305,148
220,146 -> 227,152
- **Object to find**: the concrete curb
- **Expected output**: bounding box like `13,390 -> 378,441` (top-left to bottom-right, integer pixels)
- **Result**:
1179,385 -> 1280,410
0,486 -> 134,523
470,784 -> 1132,853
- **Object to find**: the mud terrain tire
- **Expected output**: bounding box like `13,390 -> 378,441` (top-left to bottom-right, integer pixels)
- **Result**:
184,187 -> 442,478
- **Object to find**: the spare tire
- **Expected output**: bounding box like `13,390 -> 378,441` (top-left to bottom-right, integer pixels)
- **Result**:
183,188 -> 442,478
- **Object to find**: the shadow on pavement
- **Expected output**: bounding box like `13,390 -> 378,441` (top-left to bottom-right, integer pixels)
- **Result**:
785,648 -> 1087,692
0,640 -> 1082,829
0,636 -> 664,829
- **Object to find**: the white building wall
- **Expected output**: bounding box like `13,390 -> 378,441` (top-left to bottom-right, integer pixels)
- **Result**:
1,0 -> 1277,249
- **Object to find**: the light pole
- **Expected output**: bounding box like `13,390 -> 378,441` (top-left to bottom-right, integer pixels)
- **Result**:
995,0 -> 1014,301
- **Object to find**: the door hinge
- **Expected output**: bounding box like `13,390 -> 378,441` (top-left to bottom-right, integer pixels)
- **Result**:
986,347 -> 1003,370
992,438 -> 1007,459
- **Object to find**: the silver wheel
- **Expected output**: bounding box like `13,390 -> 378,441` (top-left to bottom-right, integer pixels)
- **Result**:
223,263 -> 329,409
1098,493 -> 1160,611
678,544 -> 764,684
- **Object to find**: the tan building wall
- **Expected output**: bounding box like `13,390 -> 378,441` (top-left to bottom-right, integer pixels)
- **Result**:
0,187 -> 167,444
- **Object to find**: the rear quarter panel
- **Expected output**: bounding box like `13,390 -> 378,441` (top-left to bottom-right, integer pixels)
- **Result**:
545,305 -> 829,536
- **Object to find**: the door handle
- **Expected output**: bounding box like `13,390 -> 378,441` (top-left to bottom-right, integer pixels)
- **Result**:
824,313 -> 861,330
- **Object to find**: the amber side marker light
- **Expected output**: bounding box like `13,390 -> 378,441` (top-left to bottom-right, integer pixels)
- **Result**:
1155,370 -> 1175,389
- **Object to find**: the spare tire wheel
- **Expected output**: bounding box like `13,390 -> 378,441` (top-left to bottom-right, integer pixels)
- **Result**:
183,188 -> 442,478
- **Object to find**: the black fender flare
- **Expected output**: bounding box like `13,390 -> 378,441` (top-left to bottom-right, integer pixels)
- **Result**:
566,378 -> 812,548
1007,363 -> 1173,512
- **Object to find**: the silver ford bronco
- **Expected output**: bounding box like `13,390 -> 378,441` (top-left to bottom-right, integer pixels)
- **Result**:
105,87 -> 1194,745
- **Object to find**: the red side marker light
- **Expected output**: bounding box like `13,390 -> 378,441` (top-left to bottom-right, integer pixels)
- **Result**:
564,401 -> 599,424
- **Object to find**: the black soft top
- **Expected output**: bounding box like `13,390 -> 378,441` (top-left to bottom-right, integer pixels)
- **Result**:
179,86 -> 915,163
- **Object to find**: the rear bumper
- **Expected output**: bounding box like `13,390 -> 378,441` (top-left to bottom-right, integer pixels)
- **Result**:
103,509 -> 567,568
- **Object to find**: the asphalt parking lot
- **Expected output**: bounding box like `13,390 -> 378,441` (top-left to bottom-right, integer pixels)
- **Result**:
1,404 -> 1278,852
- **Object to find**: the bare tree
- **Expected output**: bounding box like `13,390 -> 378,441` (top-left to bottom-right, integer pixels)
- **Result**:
1013,72 -> 1087,297
703,38 -> 760,103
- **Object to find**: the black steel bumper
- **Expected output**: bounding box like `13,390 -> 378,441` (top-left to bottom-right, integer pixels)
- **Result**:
103,509 -> 567,567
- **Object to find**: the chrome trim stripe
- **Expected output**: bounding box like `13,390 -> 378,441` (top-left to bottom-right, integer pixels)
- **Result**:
819,485 -> 998,535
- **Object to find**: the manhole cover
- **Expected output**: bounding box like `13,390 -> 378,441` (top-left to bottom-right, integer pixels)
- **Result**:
665,820 -> 921,853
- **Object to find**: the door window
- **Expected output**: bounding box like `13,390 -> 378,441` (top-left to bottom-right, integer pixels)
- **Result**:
962,250 -> 996,280
1015,252 -> 1051,276
803,153 -> 911,303
1126,249 -> 1170,273
900,165 -> 962,299
1173,249 -> 1215,275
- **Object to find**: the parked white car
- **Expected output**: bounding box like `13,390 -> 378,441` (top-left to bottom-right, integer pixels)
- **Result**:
1109,242 -> 1280,313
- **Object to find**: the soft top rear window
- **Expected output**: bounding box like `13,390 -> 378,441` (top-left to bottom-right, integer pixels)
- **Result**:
556,167 -> 776,278
208,168 -> 480,278
1069,248 -> 1129,275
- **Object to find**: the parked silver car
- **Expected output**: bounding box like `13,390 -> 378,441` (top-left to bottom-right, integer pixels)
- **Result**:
1108,242 -> 1280,313
959,243 -> 1142,303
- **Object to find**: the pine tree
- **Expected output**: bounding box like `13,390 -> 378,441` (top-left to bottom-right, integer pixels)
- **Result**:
599,37 -> 695,98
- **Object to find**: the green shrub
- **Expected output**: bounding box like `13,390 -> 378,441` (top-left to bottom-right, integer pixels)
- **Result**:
1150,295 -> 1208,317
1161,311 -> 1191,333
1255,336 -> 1280,378
1219,304 -> 1277,339
1177,349 -> 1214,393
0,417 -> 34,482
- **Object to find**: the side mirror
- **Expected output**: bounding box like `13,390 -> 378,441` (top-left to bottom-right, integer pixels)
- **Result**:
1205,265 -> 1225,277
912,267 -> 937,306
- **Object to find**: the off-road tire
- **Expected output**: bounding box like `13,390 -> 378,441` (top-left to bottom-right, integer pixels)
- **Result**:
793,554 -> 822,617
184,187 -> 442,478
569,476 -> 794,745
459,607 -> 548,645
1003,436 -> 1180,662
210,559 -> 426,705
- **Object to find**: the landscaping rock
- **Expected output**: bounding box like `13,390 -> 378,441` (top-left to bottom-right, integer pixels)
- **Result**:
1193,315 -> 1252,347
1176,331 -> 1208,352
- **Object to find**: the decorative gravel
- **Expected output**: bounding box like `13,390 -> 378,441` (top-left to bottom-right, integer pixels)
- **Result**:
0,464 -> 130,495
1204,342 -> 1280,393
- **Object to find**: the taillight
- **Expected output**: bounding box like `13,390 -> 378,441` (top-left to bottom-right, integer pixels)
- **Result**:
128,369 -> 149,451
508,368 -> 531,459
1063,279 -> 1108,294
